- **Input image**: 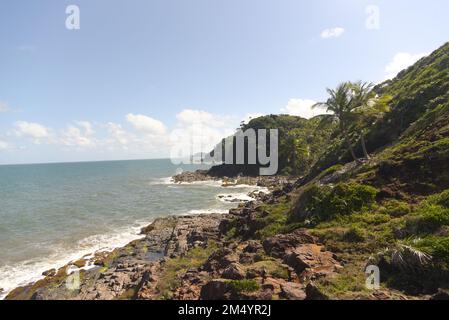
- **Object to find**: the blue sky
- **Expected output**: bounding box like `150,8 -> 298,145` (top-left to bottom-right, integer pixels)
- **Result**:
0,0 -> 448,164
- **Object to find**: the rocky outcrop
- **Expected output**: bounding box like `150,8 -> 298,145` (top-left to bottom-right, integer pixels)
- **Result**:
6,175 -> 343,301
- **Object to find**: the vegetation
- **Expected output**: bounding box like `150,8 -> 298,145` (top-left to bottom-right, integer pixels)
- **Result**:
217,42 -> 449,298
156,241 -> 219,299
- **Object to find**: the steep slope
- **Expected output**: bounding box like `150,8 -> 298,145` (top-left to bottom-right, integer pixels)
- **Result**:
207,114 -> 336,177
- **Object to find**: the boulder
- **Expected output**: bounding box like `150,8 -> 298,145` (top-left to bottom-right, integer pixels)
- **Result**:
284,243 -> 340,277
280,282 -> 306,300
200,279 -> 230,300
305,282 -> 329,300
263,229 -> 317,258
221,263 -> 246,280
42,269 -> 56,277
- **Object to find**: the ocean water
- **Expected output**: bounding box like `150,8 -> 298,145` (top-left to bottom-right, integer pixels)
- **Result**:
0,159 -> 263,298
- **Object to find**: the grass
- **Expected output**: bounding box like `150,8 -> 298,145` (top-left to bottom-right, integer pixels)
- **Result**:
156,241 -> 219,298
250,259 -> 290,280
227,279 -> 260,294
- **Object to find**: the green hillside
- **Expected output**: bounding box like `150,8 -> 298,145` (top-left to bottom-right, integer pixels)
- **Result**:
219,42 -> 449,298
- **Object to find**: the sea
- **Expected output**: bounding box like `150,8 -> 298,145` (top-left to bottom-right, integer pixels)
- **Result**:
0,159 -> 265,299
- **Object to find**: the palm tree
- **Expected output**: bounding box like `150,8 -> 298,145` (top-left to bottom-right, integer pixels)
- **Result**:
313,81 -> 384,162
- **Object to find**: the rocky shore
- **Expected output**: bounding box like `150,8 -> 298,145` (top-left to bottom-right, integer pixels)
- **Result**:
6,171 -> 422,301
3,174 -> 385,300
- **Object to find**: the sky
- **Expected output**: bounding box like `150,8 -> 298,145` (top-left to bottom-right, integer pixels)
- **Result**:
0,0 -> 448,164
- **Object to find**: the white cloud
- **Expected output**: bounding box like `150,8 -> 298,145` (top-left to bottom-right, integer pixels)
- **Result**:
0,140 -> 8,150
321,27 -> 345,39
126,113 -> 167,135
106,122 -> 129,146
0,102 -> 10,112
281,99 -> 328,119
242,113 -> 265,125
176,109 -> 233,128
170,109 -> 236,160
15,121 -> 50,139
385,52 -> 428,80
59,122 -> 96,148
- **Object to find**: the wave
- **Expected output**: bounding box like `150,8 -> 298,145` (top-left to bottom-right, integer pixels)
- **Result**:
0,220 -> 151,300
184,208 -> 230,215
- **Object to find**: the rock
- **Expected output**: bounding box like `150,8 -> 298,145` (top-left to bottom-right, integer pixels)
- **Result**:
42,269 -> 56,277
203,248 -> 239,274
221,263 -> 246,280
305,283 -> 329,300
172,170 -> 213,183
263,229 -> 316,258
284,244 -> 341,277
73,259 -> 86,268
200,279 -> 230,300
280,282 -> 306,300
431,288 -> 449,300
243,241 -> 263,253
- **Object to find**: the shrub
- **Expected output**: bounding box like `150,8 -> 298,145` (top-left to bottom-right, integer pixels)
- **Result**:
406,190 -> 449,233
227,279 -> 260,294
343,226 -> 366,242
379,200 -> 411,217
292,182 -> 378,222
426,189 -> 449,208
414,236 -> 449,265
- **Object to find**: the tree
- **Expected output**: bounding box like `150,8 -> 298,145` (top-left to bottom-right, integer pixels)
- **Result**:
313,81 -> 388,162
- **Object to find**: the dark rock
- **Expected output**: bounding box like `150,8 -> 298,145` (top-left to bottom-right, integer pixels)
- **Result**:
221,263 -> 246,280
280,282 -> 306,300
263,229 -> 317,258
305,283 -> 329,300
200,279 -> 230,300
42,269 -> 56,277
431,288 -> 449,300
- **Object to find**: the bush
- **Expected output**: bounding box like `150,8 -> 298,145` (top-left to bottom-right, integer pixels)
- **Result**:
406,190 -> 449,233
343,226 -> 366,242
415,236 -> 449,265
227,279 -> 260,294
292,182 -> 378,222
426,189 -> 449,208
379,200 -> 410,217
409,204 -> 449,233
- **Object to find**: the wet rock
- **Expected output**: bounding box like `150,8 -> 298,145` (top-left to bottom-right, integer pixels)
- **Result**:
73,259 -> 86,268
172,170 -> 214,183
42,269 -> 56,277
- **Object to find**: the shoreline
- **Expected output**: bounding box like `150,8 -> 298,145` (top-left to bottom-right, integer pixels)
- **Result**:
2,175 -> 280,300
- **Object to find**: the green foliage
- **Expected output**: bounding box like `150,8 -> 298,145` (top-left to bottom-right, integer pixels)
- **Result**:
321,164 -> 344,177
254,200 -> 291,239
378,200 -> 411,217
406,190 -> 449,233
227,279 -> 260,294
292,182 -> 378,223
414,236 -> 449,265
156,241 -> 218,298
208,114 -> 336,177
251,260 -> 290,280
343,226 -> 366,242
